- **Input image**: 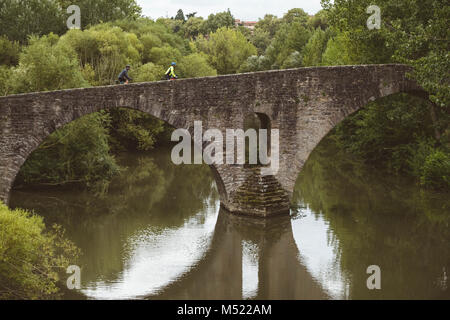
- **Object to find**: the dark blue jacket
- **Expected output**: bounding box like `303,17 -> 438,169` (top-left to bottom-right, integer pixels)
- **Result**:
118,69 -> 132,81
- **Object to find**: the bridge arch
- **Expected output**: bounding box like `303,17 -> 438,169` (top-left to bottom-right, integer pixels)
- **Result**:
0,87 -> 230,207
274,68 -> 428,199
288,90 -> 433,202
0,65 -> 428,216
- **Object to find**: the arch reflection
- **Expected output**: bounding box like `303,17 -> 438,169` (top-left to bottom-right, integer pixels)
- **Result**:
152,209 -> 328,300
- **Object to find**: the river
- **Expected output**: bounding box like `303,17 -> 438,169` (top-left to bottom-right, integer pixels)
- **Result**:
9,139 -> 450,300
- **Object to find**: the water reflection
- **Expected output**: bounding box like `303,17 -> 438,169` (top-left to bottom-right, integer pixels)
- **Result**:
153,210 -> 328,300
292,138 -> 450,299
11,150 -> 220,299
9,140 -> 450,300
291,207 -> 350,299
242,240 -> 259,299
83,203 -> 219,299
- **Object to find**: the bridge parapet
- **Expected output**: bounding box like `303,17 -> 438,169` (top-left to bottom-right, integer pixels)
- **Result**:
0,64 -> 425,217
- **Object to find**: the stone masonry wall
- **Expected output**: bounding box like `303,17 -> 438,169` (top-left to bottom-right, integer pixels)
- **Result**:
0,64 -> 425,216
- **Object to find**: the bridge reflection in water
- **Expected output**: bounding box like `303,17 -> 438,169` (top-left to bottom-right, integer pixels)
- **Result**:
9,136 -> 449,299
11,186 -> 340,299
10,146 -> 345,300
151,208 -> 331,300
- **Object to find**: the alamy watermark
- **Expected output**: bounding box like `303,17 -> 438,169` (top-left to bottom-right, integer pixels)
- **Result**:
366,265 -> 381,290
366,5 -> 381,30
66,265 -> 81,290
67,5 -> 81,30
171,121 -> 279,176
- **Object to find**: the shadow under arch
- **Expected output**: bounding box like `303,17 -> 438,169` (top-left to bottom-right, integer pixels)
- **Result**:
284,86 -> 431,203
4,99 -> 228,208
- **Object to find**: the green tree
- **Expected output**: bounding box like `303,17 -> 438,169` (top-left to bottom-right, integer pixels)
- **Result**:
59,26 -> 143,85
0,0 -> 142,43
198,27 -> 257,74
107,109 -> 167,152
56,0 -> 142,29
0,66 -> 13,96
308,9 -> 329,30
321,32 -> 359,66
175,9 -> 186,22
10,34 -> 89,93
178,53 -> 217,78
282,8 -> 310,25
134,62 -> 165,82
265,21 -> 312,69
302,28 -> 333,66
0,0 -> 65,43
322,0 -> 449,109
420,150 -> 450,189
321,0 -> 449,188
321,0 -> 394,64
183,17 -> 205,39
250,29 -> 271,55
0,202 -> 79,299
201,10 -> 235,34
18,111 -> 120,191
238,55 -> 271,73
0,36 -> 21,66
254,14 -> 282,38
331,93 -> 448,188
186,12 -> 197,19
148,45 -> 182,68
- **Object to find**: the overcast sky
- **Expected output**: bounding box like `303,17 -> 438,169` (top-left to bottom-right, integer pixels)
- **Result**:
136,0 -> 323,21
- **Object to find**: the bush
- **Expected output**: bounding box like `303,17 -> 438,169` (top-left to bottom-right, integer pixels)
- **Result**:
238,55 -> 271,73
420,150 -> 450,190
0,36 -> 20,66
18,112 -> 120,191
135,62 -> 165,82
407,138 -> 436,178
178,53 -> 217,78
332,94 -> 435,173
10,34 -> 88,93
107,108 -> 167,152
198,27 -> 257,75
0,66 -> 13,96
0,202 -> 79,300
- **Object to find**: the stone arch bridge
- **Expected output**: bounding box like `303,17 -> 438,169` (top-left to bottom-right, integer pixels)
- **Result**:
0,64 -> 426,217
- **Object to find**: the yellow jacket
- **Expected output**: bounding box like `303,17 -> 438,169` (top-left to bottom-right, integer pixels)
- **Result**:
165,66 -> 176,77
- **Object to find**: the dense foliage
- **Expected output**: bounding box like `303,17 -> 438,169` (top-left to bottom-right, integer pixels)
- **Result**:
0,0 -> 448,300
0,1 -> 448,191
0,202 -> 79,299
293,138 -> 450,299
321,0 -> 449,189
0,0 -> 141,43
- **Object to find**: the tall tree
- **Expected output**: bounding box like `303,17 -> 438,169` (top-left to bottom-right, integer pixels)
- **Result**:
175,9 -> 186,22
186,12 -> 197,19
282,8 -> 310,25
322,0 -> 449,137
254,14 -> 282,38
0,0 -> 142,43
198,27 -> 257,74
56,0 -> 142,28
0,0 -> 65,43
202,9 -> 235,34
302,28 -> 333,66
